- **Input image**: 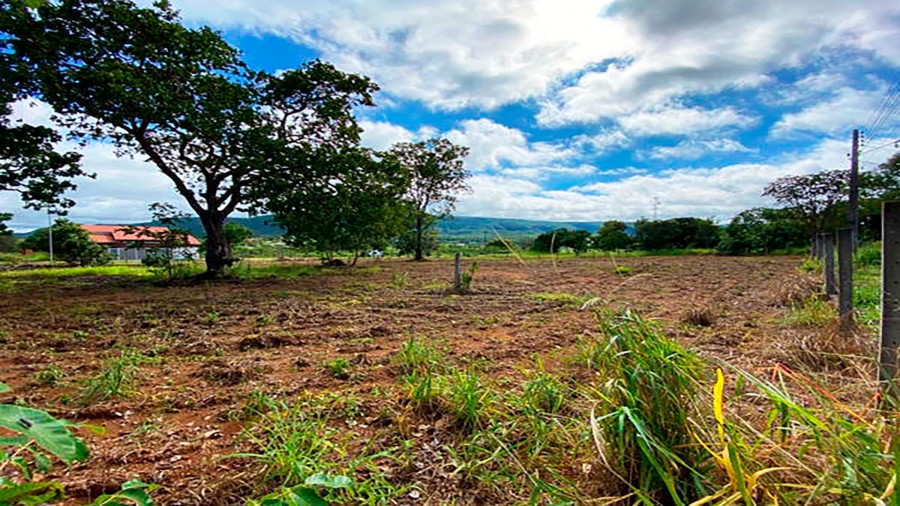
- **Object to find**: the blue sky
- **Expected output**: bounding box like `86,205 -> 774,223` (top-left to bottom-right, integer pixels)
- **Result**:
4,0 -> 900,230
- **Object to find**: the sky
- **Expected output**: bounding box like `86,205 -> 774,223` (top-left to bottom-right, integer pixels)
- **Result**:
4,0 -> 900,231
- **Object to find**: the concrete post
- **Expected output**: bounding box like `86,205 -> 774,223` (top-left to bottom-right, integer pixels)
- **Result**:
823,233 -> 837,296
838,228 -> 854,331
880,202 -> 900,393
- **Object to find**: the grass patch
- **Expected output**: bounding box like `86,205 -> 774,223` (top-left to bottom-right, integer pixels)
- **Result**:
0,265 -> 154,279
783,295 -> 837,326
527,292 -> 589,306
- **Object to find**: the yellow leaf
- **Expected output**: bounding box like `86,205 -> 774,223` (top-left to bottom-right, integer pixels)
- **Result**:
714,368 -> 725,442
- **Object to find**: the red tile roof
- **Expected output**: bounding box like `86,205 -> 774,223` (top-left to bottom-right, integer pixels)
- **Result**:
80,225 -> 201,246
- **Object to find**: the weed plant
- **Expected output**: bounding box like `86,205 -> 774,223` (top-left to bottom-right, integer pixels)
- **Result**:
235,394 -> 400,504
76,350 -> 149,405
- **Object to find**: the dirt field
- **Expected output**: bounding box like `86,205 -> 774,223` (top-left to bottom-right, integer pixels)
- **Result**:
0,255 -> 850,504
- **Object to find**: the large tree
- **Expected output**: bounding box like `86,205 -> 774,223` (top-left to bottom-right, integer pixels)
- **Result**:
388,138 -> 470,261
2,0 -> 377,276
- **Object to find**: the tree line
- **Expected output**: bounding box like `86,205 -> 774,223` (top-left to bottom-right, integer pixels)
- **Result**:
530,152 -> 900,255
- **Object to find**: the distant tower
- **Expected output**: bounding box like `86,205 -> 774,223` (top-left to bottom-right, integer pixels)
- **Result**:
652,197 -> 661,221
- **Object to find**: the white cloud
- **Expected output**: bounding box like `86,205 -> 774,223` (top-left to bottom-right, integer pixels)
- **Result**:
444,118 -> 577,172
647,139 -> 755,160
770,85 -> 892,137
618,106 -> 757,137
454,136 -> 856,221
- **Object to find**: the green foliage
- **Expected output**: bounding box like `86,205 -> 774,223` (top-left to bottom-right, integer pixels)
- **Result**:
21,219 -> 110,266
264,149 -> 409,264
613,265 -> 633,275
634,217 -> 720,250
388,138 -> 471,260
716,207 -> 808,255
522,365 -> 566,415
595,220 -> 634,251
854,241 -> 881,267
223,222 -> 254,248
235,395 -> 399,504
390,271 -> 409,289
798,256 -> 823,274
527,292 -> 588,306
457,261 -> 478,293
0,213 -> 15,253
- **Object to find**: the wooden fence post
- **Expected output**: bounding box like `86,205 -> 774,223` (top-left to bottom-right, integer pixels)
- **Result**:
838,228 -> 854,331
880,202 -> 900,394
454,252 -> 462,292
823,233 -> 837,296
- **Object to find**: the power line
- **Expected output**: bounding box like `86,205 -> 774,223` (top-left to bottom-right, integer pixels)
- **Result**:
866,83 -> 900,138
863,82 -> 897,132
859,138 -> 900,156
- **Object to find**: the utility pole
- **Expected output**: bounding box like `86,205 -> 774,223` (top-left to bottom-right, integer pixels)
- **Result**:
848,128 -> 860,248
47,207 -> 54,265
652,197 -> 661,221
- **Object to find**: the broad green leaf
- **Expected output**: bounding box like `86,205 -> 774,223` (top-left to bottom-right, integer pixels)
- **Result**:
0,382 -> 9,394
89,479 -> 158,506
0,404 -> 88,464
287,487 -> 328,506
0,481 -> 66,505
304,473 -> 353,489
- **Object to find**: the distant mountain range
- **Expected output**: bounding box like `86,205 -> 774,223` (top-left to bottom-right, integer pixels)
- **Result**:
17,215 -> 609,243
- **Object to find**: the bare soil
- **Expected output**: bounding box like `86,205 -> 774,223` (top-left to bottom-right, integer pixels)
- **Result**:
0,255 -> 855,505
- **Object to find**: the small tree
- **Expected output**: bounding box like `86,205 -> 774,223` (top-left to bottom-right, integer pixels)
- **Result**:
595,220 -> 633,251
224,222 -> 253,249
762,170 -> 854,240
388,138 -> 470,261
0,212 -> 15,252
22,219 -> 109,266
125,203 -> 194,281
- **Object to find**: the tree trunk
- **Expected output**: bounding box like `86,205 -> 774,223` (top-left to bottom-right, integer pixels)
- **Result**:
414,214 -> 424,261
201,213 -> 232,276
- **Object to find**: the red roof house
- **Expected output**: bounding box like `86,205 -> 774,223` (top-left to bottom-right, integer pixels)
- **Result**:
80,225 -> 201,260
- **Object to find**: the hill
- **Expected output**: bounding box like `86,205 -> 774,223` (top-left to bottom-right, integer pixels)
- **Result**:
152,215 -> 602,244
21,215 -> 610,244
